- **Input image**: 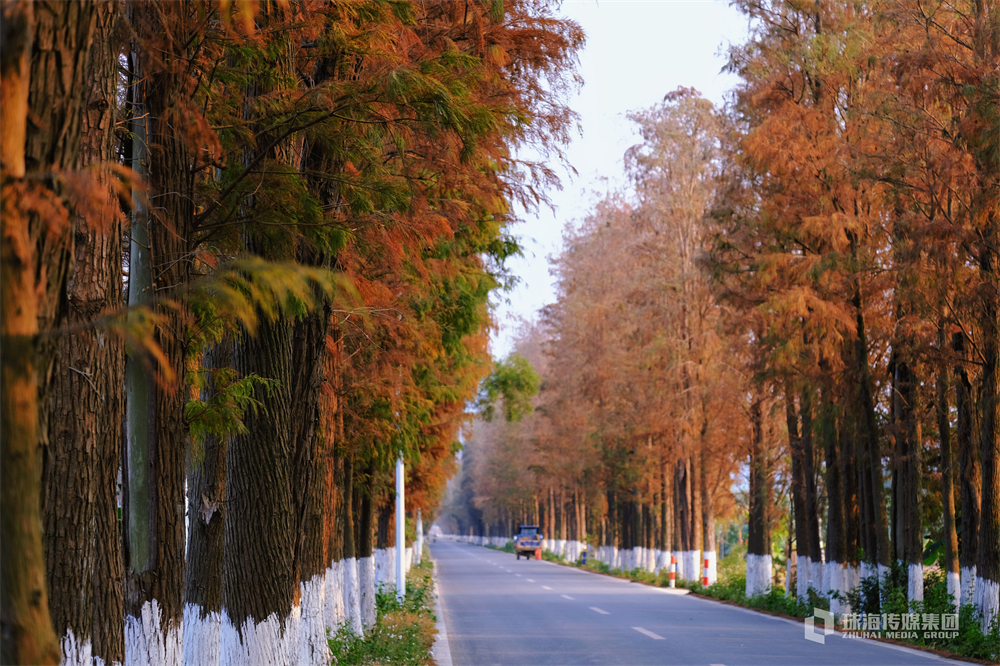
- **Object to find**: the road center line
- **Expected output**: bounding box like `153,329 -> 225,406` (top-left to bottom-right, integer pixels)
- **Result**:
590,607 -> 610,615
541,585 -> 552,590
632,627 -> 664,640
515,574 -> 521,577
526,578 -> 535,582
561,595 -> 575,600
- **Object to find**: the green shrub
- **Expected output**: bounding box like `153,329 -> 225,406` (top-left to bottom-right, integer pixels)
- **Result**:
329,554 -> 437,666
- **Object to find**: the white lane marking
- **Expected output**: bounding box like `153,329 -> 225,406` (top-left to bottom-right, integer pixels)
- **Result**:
633,627 -> 664,640
526,578 -> 535,582
541,586 -> 552,590
515,574 -> 522,577
590,607 -> 610,615
561,595 -> 575,600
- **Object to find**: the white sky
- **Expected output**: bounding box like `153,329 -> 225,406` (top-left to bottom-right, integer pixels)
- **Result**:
490,0 -> 749,358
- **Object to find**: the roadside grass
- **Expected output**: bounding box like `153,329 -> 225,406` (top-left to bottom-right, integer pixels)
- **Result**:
328,553 -> 437,666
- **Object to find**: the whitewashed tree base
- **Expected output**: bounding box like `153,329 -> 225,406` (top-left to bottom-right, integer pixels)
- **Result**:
825,561 -> 844,616
183,604 -> 220,666
946,571 -> 960,609
344,557 -> 364,636
908,562 -> 923,605
324,560 -> 346,634
961,566 -> 977,607
746,553 -> 772,597
796,555 -> 812,600
220,609 -> 298,666
973,577 -> 999,633
60,629 -> 96,666
359,556 -> 376,630
842,565 -> 859,615
683,550 -> 698,582
125,600 -> 182,666
298,573 -> 331,666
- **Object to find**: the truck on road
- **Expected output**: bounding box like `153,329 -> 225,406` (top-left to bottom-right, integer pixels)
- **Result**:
513,525 -> 543,559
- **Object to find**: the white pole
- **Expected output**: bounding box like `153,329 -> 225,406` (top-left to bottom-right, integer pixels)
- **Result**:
396,455 -> 405,601
415,509 -> 423,564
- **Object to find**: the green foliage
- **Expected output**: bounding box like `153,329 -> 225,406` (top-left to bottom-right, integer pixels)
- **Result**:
477,353 -> 541,422
187,257 -> 351,335
185,370 -> 279,459
329,555 -> 438,666
840,566 -> 1000,661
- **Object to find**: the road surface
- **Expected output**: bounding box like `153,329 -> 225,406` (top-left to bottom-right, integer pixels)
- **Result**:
430,540 -> 964,666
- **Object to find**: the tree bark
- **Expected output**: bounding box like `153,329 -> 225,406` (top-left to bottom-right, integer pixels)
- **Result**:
44,3 -> 124,663
223,317 -> 295,661
746,394 -> 772,596
183,342 -> 230,666
954,333 -> 981,605
2,2 -> 97,662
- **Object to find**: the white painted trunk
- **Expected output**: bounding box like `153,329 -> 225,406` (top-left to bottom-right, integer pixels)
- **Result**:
745,553 -> 772,597
182,604 -> 220,666
404,547 -> 413,575
385,546 -> 397,591
683,550 -> 698,582
359,556 -> 377,630
297,573 -> 331,666
907,562 -> 923,605
343,557 -> 363,636
946,571 -> 960,609
373,548 -> 386,587
973,576 -> 999,633
859,560 -> 875,584
961,566 -> 977,607
125,600 -> 182,666
842,564 -> 859,615
825,561 -> 844,617
220,608 -> 298,666
796,555 -> 812,600
59,629 -> 96,666
327,560 -> 347,632
704,550 -> 717,585
811,560 -> 823,594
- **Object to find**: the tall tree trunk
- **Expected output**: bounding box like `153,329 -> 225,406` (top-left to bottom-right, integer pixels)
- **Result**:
1,3 -> 59,662
289,304 -> 333,666
938,326 -> 960,608
852,277 -> 892,579
223,317 -> 295,664
975,214 -> 1000,628
746,394 -> 772,597
358,474 -> 377,631
785,384 -> 811,598
700,434 -> 716,585
820,385 -> 845,613
800,388 -> 822,585
183,344 -> 229,666
123,13 -> 192,660
42,3 -> 124,663
954,332 -> 981,606
893,354 -> 923,604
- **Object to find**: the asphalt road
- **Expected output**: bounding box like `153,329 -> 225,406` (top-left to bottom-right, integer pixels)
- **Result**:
430,540 -> 966,666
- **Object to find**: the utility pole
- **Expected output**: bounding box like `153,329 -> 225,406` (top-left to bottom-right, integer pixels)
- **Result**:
396,455 -> 405,601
